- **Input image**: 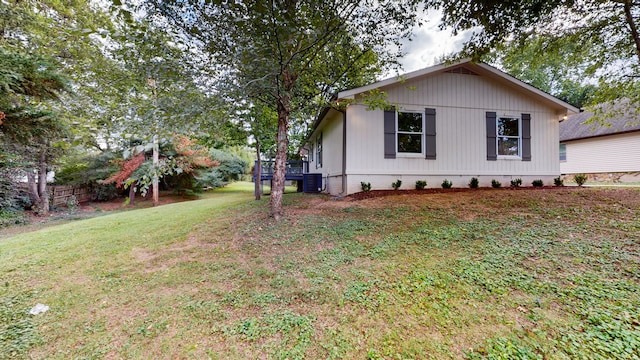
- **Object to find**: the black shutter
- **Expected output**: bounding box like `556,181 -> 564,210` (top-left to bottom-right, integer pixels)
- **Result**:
521,113 -> 531,161
486,112 -> 497,161
425,108 -> 436,159
384,108 -> 396,159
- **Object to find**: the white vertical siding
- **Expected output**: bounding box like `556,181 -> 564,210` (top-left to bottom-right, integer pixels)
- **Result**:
311,109 -> 344,194
342,71 -> 561,194
560,132 -> 640,174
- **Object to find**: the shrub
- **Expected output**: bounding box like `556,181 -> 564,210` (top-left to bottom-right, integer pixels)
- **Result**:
0,209 -> 28,228
532,179 -> 544,187
441,179 -> 452,189
392,179 -> 402,190
93,184 -> 119,201
574,173 -> 588,186
554,176 -> 564,187
491,179 -> 502,188
415,180 -> 427,190
361,182 -> 371,192
66,195 -> 79,212
469,177 -> 479,188
510,178 -> 523,187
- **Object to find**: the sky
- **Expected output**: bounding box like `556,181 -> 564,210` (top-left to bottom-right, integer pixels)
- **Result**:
397,10 -> 475,73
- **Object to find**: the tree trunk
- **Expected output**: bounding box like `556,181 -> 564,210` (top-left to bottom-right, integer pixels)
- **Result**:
270,109 -> 289,220
128,180 -> 136,206
36,148 -> 49,214
254,140 -> 261,200
152,135 -> 159,206
27,171 -> 39,206
624,0 -> 640,65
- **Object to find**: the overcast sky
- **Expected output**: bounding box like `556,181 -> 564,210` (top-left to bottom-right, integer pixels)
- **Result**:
397,10 -> 475,73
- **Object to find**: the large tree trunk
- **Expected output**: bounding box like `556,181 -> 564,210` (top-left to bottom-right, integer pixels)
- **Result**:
152,135 -> 159,206
270,104 -> 289,220
27,171 -> 39,206
270,69 -> 296,219
254,141 -> 261,201
36,148 -> 49,214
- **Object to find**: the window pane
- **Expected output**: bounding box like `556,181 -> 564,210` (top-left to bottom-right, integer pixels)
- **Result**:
398,112 -> 422,132
498,137 -> 519,156
559,144 -> 566,161
398,134 -> 422,153
498,117 -> 519,136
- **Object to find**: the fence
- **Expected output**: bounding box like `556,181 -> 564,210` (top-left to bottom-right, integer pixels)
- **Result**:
49,185 -> 91,207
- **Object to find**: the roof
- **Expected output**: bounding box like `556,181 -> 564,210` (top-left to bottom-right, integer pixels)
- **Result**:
337,58 -> 580,115
560,108 -> 640,142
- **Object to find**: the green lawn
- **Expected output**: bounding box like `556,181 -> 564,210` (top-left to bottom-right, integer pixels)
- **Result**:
1,183 -> 639,359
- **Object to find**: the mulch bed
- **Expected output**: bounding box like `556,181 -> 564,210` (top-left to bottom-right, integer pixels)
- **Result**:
346,186 -> 570,200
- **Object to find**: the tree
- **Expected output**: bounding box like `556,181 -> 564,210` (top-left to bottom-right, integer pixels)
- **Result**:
489,36 -> 596,108
0,50 -> 69,213
146,0 -> 420,219
426,0 -> 640,116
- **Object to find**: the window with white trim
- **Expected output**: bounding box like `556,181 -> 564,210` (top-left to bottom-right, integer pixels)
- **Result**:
559,143 -> 567,162
316,132 -> 322,168
497,116 -> 521,157
397,112 -> 423,154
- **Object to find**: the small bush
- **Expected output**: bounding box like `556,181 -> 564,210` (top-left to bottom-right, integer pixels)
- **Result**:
66,195 -> 79,212
360,182 -> 371,192
415,180 -> 427,190
469,177 -> 479,188
0,209 -> 28,228
510,178 -> 523,187
441,179 -> 452,189
392,179 -> 402,190
93,184 -> 119,201
574,173 -> 588,186
491,179 -> 502,188
532,179 -> 544,187
554,177 -> 564,187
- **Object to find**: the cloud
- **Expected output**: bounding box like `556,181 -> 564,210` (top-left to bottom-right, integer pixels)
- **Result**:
397,10 -> 474,73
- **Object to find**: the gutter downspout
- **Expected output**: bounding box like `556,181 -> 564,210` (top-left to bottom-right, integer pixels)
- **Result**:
340,109 -> 347,195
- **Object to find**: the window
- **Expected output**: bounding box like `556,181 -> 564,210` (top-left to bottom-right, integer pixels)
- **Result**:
384,108 -> 436,159
316,132 -> 322,168
309,142 -> 314,162
397,112 -> 423,153
559,143 -> 567,162
497,116 -> 520,157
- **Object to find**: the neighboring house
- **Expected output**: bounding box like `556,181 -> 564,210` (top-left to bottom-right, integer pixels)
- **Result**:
304,59 -> 578,195
560,109 -> 640,182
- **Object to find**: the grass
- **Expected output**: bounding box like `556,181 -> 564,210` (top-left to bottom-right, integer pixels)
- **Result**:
1,183 -> 639,359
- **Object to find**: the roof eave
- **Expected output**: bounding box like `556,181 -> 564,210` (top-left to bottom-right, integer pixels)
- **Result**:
337,59 -> 580,116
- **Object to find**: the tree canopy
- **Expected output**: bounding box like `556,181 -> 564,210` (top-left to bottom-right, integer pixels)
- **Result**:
427,0 -> 640,116
146,0 -> 421,219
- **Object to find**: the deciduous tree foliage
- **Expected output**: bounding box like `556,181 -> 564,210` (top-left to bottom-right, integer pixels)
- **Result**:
0,50 -> 69,213
488,36 -> 596,108
428,0 -> 640,117
147,0 -> 420,219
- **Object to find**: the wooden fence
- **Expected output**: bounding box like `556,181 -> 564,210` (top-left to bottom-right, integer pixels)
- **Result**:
49,185 -> 91,207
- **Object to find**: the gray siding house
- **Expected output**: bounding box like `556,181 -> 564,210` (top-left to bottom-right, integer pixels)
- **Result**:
305,59 -> 579,195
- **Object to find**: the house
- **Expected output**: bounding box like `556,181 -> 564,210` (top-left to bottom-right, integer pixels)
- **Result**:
304,59 -> 579,195
560,108 -> 640,182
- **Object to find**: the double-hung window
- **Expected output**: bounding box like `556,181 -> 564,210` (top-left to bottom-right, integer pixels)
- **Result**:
316,132 -> 322,168
559,144 -> 567,162
497,116 -> 521,157
397,112 -> 424,154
